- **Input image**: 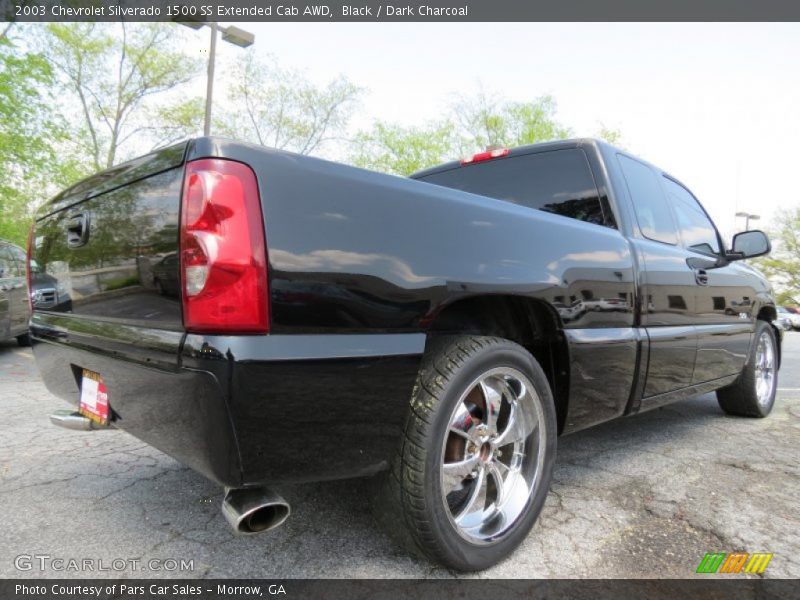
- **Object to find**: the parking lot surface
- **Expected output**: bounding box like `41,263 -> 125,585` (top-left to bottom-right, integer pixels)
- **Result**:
1,334 -> 798,579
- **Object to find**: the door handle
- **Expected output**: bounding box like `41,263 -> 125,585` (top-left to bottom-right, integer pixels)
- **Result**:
694,268 -> 709,286
67,213 -> 90,248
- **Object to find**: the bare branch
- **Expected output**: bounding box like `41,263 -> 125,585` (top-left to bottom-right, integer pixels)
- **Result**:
0,21 -> 13,42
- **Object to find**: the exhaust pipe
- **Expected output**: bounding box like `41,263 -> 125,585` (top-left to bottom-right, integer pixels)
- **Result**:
50,410 -> 106,431
222,487 -> 290,535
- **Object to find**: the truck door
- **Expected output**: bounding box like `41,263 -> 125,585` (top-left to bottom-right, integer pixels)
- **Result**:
661,176 -> 752,382
616,155 -> 698,397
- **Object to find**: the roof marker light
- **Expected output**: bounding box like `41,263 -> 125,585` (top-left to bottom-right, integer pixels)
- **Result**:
461,148 -> 510,165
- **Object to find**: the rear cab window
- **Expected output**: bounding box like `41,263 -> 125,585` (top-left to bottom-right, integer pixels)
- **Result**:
417,148 -> 614,228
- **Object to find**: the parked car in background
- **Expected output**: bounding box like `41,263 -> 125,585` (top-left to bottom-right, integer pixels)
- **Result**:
0,239 -> 31,346
774,314 -> 792,332
29,258 -> 72,314
777,306 -> 800,331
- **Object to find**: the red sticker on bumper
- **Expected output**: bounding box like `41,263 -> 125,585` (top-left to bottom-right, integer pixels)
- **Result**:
79,370 -> 109,425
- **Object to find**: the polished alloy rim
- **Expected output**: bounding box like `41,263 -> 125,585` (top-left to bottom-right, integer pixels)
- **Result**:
439,367 -> 546,544
755,331 -> 776,406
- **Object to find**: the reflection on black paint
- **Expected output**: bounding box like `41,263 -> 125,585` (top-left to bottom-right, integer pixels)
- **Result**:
668,295 -> 687,310
542,197 -> 604,225
32,166 -> 183,327
271,274 -> 431,330
152,253 -> 181,297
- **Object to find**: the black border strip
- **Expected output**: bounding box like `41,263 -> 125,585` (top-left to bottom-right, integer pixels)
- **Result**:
3,0 -> 800,22
2,579 -> 799,600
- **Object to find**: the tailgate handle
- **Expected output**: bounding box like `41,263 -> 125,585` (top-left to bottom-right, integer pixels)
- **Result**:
66,213 -> 90,248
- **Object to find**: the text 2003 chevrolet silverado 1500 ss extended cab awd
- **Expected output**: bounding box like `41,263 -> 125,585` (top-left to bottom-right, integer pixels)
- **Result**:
29,138 -> 777,571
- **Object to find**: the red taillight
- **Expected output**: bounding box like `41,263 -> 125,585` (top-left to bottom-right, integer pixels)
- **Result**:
460,147 -> 510,165
26,222 -> 34,311
180,159 -> 269,334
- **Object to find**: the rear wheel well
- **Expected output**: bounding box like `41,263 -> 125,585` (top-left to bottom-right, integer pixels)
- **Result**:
425,296 -> 570,433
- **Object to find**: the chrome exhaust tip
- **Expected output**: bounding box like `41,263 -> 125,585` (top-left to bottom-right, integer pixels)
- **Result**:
222,487 -> 290,535
49,410 -> 102,431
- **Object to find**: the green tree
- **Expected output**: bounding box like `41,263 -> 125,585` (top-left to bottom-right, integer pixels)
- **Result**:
754,207 -> 800,305
217,52 -> 361,156
351,91 -> 625,176
596,123 -> 623,146
43,22 -> 201,171
452,93 -> 572,154
150,96 -> 206,146
350,121 -> 458,176
0,24 -> 65,245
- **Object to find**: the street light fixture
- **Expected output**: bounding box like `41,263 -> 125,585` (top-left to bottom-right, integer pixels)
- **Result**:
222,26 -> 255,48
735,211 -> 760,231
178,21 -> 255,136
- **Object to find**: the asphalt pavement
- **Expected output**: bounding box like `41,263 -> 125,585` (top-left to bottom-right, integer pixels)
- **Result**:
1,333 -> 798,579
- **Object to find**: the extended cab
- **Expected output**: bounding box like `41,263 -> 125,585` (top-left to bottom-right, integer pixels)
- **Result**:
28,138 -> 777,571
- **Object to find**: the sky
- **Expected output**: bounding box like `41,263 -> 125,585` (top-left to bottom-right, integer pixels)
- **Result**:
183,22 -> 800,240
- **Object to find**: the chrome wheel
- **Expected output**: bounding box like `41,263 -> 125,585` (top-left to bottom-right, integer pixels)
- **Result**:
440,367 -> 546,544
755,330 -> 776,406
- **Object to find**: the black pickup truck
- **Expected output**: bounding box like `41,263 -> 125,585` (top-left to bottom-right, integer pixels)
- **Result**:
29,138 -> 777,571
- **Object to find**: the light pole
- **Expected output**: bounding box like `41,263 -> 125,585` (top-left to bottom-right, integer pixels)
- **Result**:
179,22 -> 255,136
735,211 -> 760,231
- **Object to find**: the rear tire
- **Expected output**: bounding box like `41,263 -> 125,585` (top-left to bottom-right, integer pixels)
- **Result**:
374,335 -> 557,571
16,333 -> 31,347
716,321 -> 778,418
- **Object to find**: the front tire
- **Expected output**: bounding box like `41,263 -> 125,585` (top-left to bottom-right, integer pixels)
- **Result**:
16,333 -> 31,347
717,321 -> 778,418
375,336 -> 557,571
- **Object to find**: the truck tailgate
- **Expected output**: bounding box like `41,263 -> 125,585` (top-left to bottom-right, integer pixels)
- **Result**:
31,144 -> 186,339
28,143 -> 243,485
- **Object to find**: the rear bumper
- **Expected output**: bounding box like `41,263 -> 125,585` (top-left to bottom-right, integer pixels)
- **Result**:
31,313 -> 424,487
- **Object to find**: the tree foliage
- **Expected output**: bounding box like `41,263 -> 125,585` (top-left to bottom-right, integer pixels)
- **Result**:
351,121 -> 457,176
754,207 -> 800,305
452,93 -> 572,154
0,24 -> 64,245
1,23 -> 629,247
43,22 -> 201,171
595,123 -> 623,146
217,52 -> 362,156
350,93 -> 622,176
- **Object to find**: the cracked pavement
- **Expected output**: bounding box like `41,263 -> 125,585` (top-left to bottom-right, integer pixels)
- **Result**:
1,334 -> 798,579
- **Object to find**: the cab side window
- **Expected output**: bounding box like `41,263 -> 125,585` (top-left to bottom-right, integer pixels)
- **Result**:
617,154 -> 678,245
662,177 -> 720,256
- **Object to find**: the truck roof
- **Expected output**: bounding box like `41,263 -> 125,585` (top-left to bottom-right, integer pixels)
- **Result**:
410,137 -> 615,180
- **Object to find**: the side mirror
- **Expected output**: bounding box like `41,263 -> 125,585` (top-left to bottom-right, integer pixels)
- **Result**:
729,230 -> 770,260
